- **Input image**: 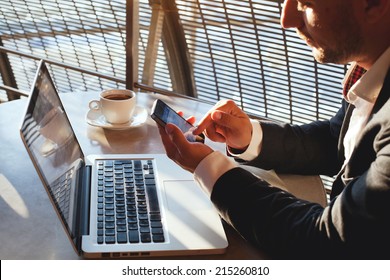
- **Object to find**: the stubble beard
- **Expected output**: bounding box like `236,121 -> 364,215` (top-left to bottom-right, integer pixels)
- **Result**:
306,6 -> 364,65
312,32 -> 363,65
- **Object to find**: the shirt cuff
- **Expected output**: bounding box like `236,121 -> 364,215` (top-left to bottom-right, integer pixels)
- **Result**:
228,119 -> 263,161
194,151 -> 238,197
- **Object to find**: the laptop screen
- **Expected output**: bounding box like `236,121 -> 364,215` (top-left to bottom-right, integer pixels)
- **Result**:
20,61 -> 84,241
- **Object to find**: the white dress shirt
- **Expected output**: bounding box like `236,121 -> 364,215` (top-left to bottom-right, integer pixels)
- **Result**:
194,47 -> 390,197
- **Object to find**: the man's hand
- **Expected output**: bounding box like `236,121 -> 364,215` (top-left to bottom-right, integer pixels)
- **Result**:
193,99 -> 252,151
158,123 -> 214,173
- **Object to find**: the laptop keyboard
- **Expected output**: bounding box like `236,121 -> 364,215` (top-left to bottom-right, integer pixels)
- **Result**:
96,159 -> 165,245
50,167 -> 74,225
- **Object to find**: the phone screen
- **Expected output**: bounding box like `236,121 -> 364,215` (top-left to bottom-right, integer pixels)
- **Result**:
151,99 -> 204,143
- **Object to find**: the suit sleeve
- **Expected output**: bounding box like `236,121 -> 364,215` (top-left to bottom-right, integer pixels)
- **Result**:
211,166 -> 390,259
245,100 -> 349,176
210,97 -> 390,259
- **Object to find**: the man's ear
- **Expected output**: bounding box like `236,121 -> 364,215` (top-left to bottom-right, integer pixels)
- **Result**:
364,0 -> 390,23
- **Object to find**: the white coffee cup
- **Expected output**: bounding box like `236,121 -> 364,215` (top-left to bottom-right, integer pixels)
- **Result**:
89,89 -> 136,124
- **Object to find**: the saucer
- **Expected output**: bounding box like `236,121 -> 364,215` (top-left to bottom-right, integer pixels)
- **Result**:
86,106 -> 148,130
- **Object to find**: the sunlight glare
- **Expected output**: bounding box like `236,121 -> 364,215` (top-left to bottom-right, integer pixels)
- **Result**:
0,174 -> 29,218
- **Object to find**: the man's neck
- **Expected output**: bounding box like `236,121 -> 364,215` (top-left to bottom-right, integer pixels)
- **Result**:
356,45 -> 390,70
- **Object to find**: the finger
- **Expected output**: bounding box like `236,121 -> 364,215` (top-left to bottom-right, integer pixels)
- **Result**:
176,111 -> 196,125
186,116 -> 196,125
193,113 -> 213,134
211,110 -> 239,128
193,100 -> 237,134
203,124 -> 227,143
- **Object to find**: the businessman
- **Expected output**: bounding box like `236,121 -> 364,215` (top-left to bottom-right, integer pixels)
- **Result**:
158,0 -> 390,259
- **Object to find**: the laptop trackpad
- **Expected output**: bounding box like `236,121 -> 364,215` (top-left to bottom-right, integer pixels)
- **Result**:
163,180 -> 213,212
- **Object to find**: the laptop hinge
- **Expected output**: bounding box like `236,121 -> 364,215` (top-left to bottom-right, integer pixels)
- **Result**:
76,164 -> 91,254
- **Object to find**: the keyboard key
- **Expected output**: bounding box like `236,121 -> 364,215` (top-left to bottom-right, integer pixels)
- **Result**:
105,216 -> 115,222
116,213 -> 126,219
105,210 -> 115,216
141,233 -> 151,243
105,204 -> 114,210
140,227 -> 150,233
134,160 -> 142,171
150,214 -> 161,221
127,210 -> 137,217
151,221 -> 162,228
116,225 -> 127,232
152,235 -> 165,243
145,178 -> 156,185
105,222 -> 115,229
146,184 -> 160,212
104,182 -> 114,187
152,227 -> 164,235
129,230 -> 140,243
139,220 -> 149,227
116,201 -> 125,207
128,223 -> 138,230
138,213 -> 148,220
117,232 -> 127,243
105,236 -> 115,244
105,229 -> 115,236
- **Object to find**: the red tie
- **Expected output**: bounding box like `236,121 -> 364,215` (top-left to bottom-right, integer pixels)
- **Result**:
343,65 -> 367,97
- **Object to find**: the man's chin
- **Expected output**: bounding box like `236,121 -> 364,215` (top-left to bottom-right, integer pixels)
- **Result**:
311,47 -> 351,65
312,48 -> 326,64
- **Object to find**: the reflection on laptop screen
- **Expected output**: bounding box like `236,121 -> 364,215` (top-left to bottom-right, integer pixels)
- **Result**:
20,62 -> 84,239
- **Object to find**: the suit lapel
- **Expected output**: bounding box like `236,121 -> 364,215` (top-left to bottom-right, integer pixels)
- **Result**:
338,68 -> 390,153
331,68 -> 390,198
369,68 -> 390,117
338,102 -> 354,161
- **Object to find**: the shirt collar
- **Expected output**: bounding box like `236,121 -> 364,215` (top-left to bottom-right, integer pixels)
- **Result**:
344,47 -> 390,104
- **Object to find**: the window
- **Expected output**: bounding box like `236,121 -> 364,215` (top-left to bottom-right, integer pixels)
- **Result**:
1,0 -> 346,191
0,0 -> 127,101
140,0 -> 348,125
139,0 -> 346,192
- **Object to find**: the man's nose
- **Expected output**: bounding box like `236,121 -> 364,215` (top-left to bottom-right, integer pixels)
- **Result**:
280,0 -> 304,29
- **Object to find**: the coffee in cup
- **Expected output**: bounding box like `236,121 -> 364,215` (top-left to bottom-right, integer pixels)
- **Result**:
89,89 -> 136,124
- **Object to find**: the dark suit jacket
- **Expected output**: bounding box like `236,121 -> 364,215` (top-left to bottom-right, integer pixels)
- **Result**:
211,69 -> 390,259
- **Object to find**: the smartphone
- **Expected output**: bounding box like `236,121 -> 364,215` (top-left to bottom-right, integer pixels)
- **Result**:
151,99 -> 205,143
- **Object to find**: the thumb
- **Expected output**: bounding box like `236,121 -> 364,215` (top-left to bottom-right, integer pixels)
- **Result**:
165,123 -> 190,150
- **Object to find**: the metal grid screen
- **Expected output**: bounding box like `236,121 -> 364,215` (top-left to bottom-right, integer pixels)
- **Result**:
1,0 -> 347,124
1,0 -> 342,190
171,0 -> 348,124
139,0 -> 345,189
0,0 -> 129,98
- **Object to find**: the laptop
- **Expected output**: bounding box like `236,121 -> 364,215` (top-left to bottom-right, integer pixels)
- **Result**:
20,60 -> 228,258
